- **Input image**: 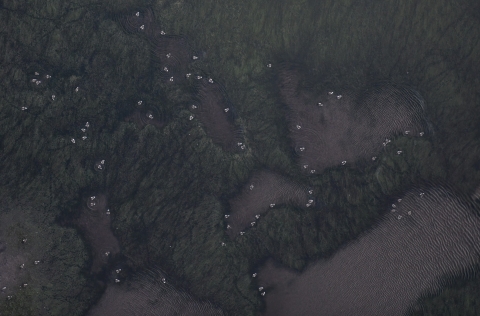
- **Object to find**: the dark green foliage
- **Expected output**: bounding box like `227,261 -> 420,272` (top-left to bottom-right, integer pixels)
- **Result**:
1,0 -> 480,315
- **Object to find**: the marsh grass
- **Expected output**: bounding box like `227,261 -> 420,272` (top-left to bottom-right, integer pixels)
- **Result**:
2,0 -> 480,314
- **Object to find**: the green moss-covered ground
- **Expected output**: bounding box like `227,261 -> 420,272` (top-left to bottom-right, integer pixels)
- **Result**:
1,0 -> 480,315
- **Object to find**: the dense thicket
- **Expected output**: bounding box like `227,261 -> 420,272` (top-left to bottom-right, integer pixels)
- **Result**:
1,0 -> 480,315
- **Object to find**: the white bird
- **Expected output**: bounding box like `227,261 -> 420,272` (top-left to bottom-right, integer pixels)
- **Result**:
140,25 -> 144,30
266,63 -> 272,68
135,12 -> 140,17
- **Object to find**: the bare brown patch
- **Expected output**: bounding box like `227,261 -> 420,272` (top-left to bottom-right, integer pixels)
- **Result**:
76,194 -> 120,273
191,79 -> 241,152
279,67 -> 430,173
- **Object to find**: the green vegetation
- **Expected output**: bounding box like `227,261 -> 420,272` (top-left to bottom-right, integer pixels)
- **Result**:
1,0 -> 480,315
